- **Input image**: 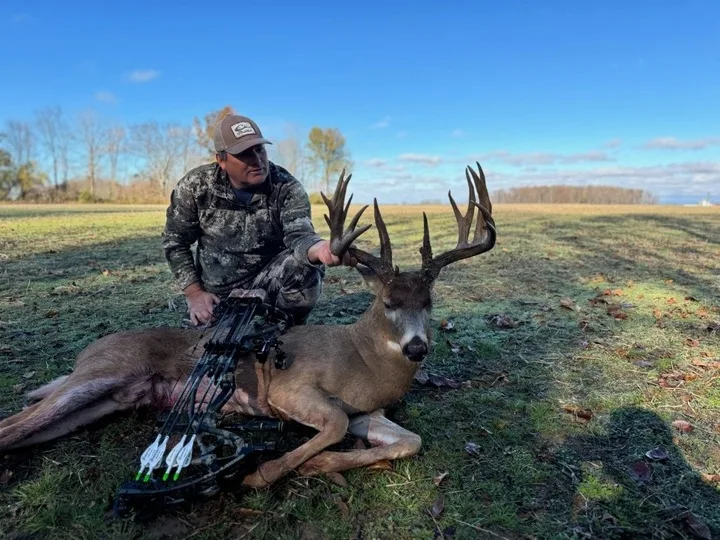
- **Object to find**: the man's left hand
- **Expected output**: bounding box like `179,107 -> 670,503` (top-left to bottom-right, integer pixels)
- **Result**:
308,240 -> 357,267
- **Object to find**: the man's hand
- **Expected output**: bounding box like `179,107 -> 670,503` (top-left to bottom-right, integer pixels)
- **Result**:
307,240 -> 357,267
184,283 -> 220,326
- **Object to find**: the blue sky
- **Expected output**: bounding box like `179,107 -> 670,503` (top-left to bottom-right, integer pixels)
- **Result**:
1,1 -> 718,203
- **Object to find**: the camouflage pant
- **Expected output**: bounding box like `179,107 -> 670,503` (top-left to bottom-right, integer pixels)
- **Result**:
189,249 -> 325,326
244,249 -> 325,324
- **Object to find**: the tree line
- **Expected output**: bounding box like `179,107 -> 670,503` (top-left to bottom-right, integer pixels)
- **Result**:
491,185 -> 658,205
0,105 -> 352,203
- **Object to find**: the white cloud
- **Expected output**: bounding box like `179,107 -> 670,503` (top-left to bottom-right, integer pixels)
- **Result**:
640,136 -> 720,151
451,129 -> 465,137
371,116 -> 391,128
126,69 -> 160,83
461,150 -> 613,167
94,91 -> 117,104
398,153 -> 443,166
365,158 -> 387,168
603,138 -> 622,149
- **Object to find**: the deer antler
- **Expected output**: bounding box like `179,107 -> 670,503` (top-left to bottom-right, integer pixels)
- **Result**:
321,169 -> 397,283
420,162 -> 497,283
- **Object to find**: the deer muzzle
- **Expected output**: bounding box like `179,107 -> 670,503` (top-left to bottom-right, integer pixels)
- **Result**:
402,336 -> 428,362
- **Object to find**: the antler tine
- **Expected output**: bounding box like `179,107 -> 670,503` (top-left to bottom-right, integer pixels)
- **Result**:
322,169 -> 372,257
467,162 -> 494,242
420,163 -> 497,283
348,199 -> 396,282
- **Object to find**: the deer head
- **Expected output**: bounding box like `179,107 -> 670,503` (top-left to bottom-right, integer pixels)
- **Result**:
321,163 -> 496,362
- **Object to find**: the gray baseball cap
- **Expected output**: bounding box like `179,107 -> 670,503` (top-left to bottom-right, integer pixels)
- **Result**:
213,114 -> 273,154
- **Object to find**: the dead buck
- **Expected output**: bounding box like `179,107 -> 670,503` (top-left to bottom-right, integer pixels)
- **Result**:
0,163 -> 496,488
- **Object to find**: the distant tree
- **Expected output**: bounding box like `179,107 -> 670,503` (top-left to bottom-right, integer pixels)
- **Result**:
0,146 -> 14,199
35,106 -> 66,196
271,124 -> 307,183
77,110 -> 107,198
3,120 -> 34,170
193,105 -> 235,159
129,122 -> 196,195
491,185 -> 658,205
16,161 -> 47,199
104,125 -> 125,199
305,127 -> 351,194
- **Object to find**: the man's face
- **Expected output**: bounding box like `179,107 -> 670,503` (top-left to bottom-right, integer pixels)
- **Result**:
218,144 -> 269,188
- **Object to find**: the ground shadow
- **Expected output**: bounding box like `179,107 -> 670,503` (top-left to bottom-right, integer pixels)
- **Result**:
560,406 -> 720,538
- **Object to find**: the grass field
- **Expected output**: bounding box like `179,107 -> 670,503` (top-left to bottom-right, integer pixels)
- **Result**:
1,201 -> 719,540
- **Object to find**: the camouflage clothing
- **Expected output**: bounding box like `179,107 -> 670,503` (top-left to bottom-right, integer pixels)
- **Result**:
162,161 -> 325,304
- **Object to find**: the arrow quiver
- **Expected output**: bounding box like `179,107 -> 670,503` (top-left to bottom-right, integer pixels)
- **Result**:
113,292 -> 295,517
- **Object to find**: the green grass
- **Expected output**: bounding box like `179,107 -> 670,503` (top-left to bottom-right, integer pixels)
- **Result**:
1,202 -> 719,539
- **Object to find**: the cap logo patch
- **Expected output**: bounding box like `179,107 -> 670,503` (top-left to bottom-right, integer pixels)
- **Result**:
230,122 -> 256,139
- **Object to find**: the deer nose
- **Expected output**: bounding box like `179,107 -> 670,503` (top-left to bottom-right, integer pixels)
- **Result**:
402,337 -> 428,362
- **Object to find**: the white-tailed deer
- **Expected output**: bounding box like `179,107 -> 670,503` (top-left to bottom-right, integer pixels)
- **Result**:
0,163 -> 496,488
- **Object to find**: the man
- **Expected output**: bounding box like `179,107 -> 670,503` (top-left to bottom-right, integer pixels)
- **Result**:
162,113 -> 353,327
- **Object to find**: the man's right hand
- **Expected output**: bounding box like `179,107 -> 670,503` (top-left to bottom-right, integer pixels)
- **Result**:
184,283 -> 220,326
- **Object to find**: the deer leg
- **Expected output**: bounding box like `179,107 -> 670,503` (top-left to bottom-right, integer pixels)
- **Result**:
4,397 -> 127,450
296,409 -> 421,476
241,388 -> 349,488
0,376 -> 136,451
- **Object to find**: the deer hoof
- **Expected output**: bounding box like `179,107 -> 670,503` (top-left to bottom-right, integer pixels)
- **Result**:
242,470 -> 271,489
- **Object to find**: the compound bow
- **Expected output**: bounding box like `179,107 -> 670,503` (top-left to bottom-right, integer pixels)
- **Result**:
113,291 -> 299,517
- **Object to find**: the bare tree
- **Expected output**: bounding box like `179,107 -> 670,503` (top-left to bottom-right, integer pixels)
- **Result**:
77,110 -> 106,197
192,105 -> 235,159
129,122 -> 196,195
35,106 -> 65,195
3,120 -> 34,168
271,124 -> 307,184
105,125 -> 125,199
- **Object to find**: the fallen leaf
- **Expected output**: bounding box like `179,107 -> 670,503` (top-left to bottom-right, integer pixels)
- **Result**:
628,461 -> 652,483
692,359 -> 720,369
12,383 -> 24,393
0,470 -> 12,484
235,507 -> 264,517
685,296 -> 699,302
433,471 -> 449,486
445,339 -> 462,355
22,370 -> 36,379
485,313 -> 518,329
684,511 -> 712,539
429,495 -> 445,518
560,298 -> 576,311
428,373 -> 461,389
645,447 -> 669,461
562,405 -> 593,421
464,442 -> 481,457
439,319 -> 455,331
325,472 -> 348,488
414,370 -> 429,385
667,297 -> 677,304
634,360 -> 654,368
331,494 -> 349,518
672,420 -> 694,433
653,309 -> 664,319
706,321 -> 720,333
366,460 -> 392,471
44,309 -> 59,318
701,473 -> 720,484
685,338 -> 700,347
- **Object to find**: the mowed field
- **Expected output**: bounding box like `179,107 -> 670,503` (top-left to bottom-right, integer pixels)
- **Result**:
1,202 -> 719,540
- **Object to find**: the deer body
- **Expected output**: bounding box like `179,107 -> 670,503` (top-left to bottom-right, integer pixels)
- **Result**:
0,163 -> 495,488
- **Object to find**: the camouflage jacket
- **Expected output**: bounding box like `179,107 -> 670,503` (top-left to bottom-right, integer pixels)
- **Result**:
162,161 -> 323,296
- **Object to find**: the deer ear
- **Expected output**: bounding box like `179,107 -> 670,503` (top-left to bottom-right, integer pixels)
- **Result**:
356,264 -> 384,295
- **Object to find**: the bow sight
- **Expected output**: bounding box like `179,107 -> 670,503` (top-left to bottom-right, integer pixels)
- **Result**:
112,291 -> 297,517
